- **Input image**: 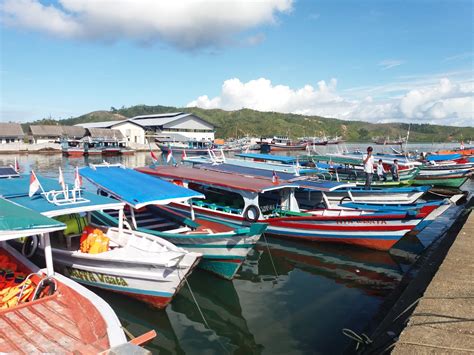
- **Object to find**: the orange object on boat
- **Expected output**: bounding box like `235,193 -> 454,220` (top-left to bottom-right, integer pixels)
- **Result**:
81,229 -> 109,254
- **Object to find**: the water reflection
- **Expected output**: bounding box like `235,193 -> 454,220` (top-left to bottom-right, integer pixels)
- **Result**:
0,147 -> 465,355
82,237 -> 406,354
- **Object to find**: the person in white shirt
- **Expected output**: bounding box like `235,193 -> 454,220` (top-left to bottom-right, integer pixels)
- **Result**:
376,159 -> 387,181
363,146 -> 374,189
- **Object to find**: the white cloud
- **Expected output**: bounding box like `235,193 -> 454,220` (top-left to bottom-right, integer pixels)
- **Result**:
378,59 -> 405,70
1,0 -> 293,49
187,76 -> 474,126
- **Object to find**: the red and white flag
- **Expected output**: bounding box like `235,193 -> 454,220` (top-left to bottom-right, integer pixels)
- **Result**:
181,150 -> 187,160
29,170 -> 41,197
74,166 -> 82,189
14,158 -> 20,173
272,170 -> 279,184
150,150 -> 158,162
58,167 -> 66,190
166,148 -> 173,163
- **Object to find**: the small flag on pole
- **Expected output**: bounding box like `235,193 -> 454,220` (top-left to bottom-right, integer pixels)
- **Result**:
14,157 -> 20,173
29,170 -> 41,197
150,150 -> 158,162
166,147 -> 173,163
74,166 -> 82,190
272,170 -> 279,184
58,167 -> 66,190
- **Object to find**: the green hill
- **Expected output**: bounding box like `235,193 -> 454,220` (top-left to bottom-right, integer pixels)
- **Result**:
23,105 -> 474,142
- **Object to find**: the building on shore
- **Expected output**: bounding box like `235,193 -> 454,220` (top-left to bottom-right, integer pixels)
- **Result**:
75,112 -> 215,144
132,112 -> 215,142
77,120 -> 146,145
0,123 -> 24,144
29,125 -> 86,144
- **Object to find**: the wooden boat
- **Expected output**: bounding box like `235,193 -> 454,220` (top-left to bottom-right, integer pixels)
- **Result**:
0,197 -> 128,352
338,196 -> 462,232
158,140 -> 214,156
192,162 -> 428,206
136,166 -> 442,251
264,136 -> 308,151
0,175 -> 201,309
80,164 -> 267,280
372,136 -> 406,145
61,139 -> 85,157
299,136 -> 328,146
185,151 -> 321,175
436,147 -> 474,156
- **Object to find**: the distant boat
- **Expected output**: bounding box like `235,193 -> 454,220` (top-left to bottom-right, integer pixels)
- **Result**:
299,136 -> 329,146
157,139 -> 214,155
373,136 -> 406,145
263,136 -> 308,151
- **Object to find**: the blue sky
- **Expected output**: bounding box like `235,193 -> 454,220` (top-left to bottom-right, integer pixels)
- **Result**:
1,0 -> 473,126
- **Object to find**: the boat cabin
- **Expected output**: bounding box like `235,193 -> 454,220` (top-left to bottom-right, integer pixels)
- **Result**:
136,166 -> 302,221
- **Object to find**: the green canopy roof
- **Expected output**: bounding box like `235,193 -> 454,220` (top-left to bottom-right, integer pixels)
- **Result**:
0,198 -> 65,241
309,155 -> 362,165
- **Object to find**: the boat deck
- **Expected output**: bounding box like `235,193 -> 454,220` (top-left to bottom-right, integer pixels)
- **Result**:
0,289 -> 108,353
0,248 -> 111,354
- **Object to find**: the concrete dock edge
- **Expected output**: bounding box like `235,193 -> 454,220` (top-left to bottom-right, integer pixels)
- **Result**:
392,211 -> 474,354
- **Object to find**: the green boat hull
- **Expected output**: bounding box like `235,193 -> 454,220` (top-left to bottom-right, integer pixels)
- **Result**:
412,177 -> 468,188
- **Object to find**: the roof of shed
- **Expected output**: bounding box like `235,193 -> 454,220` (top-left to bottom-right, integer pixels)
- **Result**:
0,123 -> 24,137
87,128 -> 124,139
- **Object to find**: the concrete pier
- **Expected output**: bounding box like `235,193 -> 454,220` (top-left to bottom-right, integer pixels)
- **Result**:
393,211 -> 474,354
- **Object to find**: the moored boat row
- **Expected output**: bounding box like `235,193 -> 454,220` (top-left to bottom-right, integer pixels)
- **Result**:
0,141 -> 471,351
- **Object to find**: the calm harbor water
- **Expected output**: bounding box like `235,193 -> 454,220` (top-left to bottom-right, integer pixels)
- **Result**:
0,143 -> 471,354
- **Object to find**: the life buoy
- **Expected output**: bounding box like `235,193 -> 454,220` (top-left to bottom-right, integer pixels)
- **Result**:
22,235 -> 38,258
243,205 -> 260,222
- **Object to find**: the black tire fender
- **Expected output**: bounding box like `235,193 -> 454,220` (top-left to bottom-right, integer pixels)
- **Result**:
22,235 -> 38,258
243,205 -> 260,222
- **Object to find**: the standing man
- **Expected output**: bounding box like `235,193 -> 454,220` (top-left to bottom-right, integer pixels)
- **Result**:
376,159 -> 387,181
391,159 -> 400,181
363,146 -> 374,189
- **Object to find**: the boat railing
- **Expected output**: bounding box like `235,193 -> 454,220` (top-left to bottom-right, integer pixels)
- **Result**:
42,187 -> 90,206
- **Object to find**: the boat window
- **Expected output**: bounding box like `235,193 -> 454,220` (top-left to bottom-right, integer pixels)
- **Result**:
188,183 -> 244,211
258,190 -> 281,215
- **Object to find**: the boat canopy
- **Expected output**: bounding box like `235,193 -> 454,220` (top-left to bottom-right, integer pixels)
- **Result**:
0,175 -> 124,217
0,198 -> 66,241
310,155 -> 362,165
236,153 -> 300,164
137,166 -> 299,193
197,163 -> 355,192
0,166 -> 20,179
80,165 -> 205,209
427,153 -> 462,161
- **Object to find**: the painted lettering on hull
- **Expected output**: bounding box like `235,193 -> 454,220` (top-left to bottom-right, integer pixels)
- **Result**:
66,267 -> 128,287
336,220 -> 388,225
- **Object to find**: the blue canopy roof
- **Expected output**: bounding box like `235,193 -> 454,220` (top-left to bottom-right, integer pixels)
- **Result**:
236,153 -> 299,164
0,175 -> 124,217
197,163 -> 354,192
426,153 -> 462,161
80,165 -> 204,209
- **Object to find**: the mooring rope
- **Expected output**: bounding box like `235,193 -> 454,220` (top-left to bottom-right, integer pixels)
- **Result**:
341,328 -> 373,351
262,233 -> 279,283
182,273 -> 230,354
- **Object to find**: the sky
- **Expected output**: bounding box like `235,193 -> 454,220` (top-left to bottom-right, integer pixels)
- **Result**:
0,0 -> 473,126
